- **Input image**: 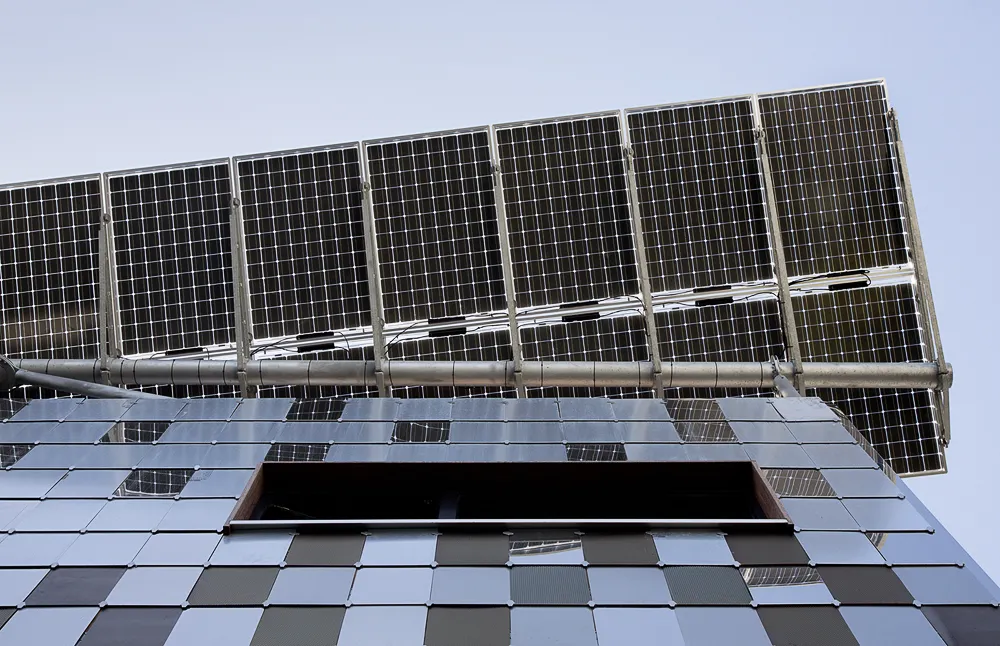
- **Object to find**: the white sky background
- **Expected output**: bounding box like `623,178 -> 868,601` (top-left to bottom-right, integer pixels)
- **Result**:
1,1 -> 997,580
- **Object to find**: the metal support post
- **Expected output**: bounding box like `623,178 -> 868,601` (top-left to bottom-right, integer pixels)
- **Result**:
889,109 -> 950,443
228,159 -> 255,398
620,113 -> 665,398
751,96 -> 806,392
359,144 -> 390,397
487,125 -> 526,397
99,173 -> 123,385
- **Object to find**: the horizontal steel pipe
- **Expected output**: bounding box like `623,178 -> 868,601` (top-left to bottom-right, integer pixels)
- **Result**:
9,359 -> 948,390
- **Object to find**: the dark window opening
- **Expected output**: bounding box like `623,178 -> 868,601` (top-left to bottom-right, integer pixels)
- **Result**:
100,421 -> 170,444
228,461 -> 789,528
0,444 -> 32,468
286,399 -> 345,421
392,421 -> 451,443
265,443 -> 330,462
115,469 -> 194,497
565,443 -> 627,462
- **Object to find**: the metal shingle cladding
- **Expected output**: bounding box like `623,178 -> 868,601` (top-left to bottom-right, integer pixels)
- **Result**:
0,395 -> 993,645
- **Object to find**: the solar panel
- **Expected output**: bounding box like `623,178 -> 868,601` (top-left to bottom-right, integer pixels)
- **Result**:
759,82 -> 909,278
655,297 -> 785,398
108,161 -> 236,356
496,113 -> 639,308
0,176 -> 102,360
386,326 -> 514,399
236,145 -> 370,341
366,130 -> 506,324
520,312 -> 651,398
792,282 -> 942,473
627,98 -> 774,292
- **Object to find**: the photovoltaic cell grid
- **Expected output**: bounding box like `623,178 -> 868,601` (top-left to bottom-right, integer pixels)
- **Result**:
520,312 -> 652,399
0,177 -> 102,360
387,328 -> 514,399
793,283 -> 941,473
237,145 -> 370,340
627,99 -> 775,292
366,131 -> 506,324
759,82 -> 910,278
496,114 -> 639,308
108,162 -> 236,356
656,297 -> 785,399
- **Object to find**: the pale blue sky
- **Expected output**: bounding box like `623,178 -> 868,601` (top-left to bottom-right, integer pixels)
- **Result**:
1,1 -> 997,579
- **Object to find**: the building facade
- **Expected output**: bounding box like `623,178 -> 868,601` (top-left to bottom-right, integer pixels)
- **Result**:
0,395 -> 996,645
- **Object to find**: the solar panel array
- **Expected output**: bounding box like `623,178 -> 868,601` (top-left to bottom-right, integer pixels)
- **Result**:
0,80 -> 945,475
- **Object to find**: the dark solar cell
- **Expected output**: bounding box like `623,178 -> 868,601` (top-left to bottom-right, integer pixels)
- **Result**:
387,327 -> 514,399
816,387 -> 940,475
100,422 -> 171,444
794,284 -> 923,363
627,99 -> 774,292
109,162 -> 235,356
497,114 -> 638,307
115,469 -> 194,497
566,443 -> 627,461
284,534 -> 365,566
392,421 -> 451,443
77,608 -> 182,646
760,82 -> 908,278
520,313 -> 651,399
793,283 -> 941,474
367,130 -> 506,324
657,298 -> 784,399
238,146 -> 370,339
264,443 -> 329,462
0,177 -> 102,360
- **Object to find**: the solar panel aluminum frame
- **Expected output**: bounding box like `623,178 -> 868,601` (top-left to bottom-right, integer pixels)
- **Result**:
227,157 -> 253,397
358,143 -> 389,396
494,109 -> 641,310
619,112 -> 664,397
487,124 -> 527,396
888,112 -> 949,443
363,126 -> 508,327
106,158 -> 238,359
750,95 -> 805,391
0,173 -> 104,365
